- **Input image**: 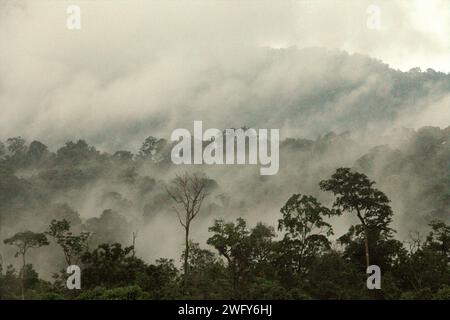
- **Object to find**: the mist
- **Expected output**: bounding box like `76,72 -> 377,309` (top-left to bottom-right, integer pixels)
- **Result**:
0,0 -> 448,282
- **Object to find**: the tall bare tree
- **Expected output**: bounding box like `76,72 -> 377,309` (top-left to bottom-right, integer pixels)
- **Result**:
166,172 -> 208,279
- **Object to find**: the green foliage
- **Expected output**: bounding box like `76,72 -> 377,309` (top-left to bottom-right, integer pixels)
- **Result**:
4,231 -> 49,259
138,136 -> 168,162
0,127 -> 449,301
393,220 -> 450,293
0,265 -> 21,299
0,141 -> 5,158
27,140 -> 50,165
6,137 -> 27,155
81,285 -> 150,300
278,194 -> 336,275
320,168 -> 394,235
207,218 -> 251,298
433,286 -> 450,300
303,252 -> 366,299
320,168 -> 395,270
3,232 -> 49,299
426,220 -> 450,256
56,140 -> 101,166
137,258 -> 180,299
80,243 -> 145,289
207,218 -> 282,299
181,242 -> 228,299
46,219 -> 91,265
84,209 -> 130,246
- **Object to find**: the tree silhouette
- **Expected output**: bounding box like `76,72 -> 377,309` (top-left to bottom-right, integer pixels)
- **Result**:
4,231 -> 49,299
320,168 -> 393,268
166,172 -> 208,282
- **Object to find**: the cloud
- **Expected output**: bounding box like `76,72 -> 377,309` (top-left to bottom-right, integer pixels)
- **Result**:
0,0 -> 449,150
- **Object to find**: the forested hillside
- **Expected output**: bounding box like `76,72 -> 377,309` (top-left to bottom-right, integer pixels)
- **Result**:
1,0 -> 449,303
0,125 -> 448,299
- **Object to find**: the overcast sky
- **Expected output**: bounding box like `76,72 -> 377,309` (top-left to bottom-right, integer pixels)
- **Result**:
0,0 -> 449,147
2,0 -> 448,70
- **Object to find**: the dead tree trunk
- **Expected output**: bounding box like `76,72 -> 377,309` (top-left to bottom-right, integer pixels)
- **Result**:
166,172 -> 208,284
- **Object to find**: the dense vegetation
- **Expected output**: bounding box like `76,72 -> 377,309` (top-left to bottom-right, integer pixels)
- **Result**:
0,126 -> 449,300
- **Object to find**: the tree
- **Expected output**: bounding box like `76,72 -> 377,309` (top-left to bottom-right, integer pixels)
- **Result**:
338,225 -> 405,272
46,219 -> 91,266
5,137 -> 28,167
425,220 -> 450,257
166,172 -> 208,280
207,219 -> 280,299
112,150 -> 134,162
320,168 -> 394,268
26,140 -> 49,164
137,258 -> 180,299
6,137 -> 27,155
393,222 -> 450,295
398,220 -> 450,293
3,231 -> 49,299
278,194 -> 336,275
248,223 -> 276,274
181,241 -> 226,299
0,141 -> 5,158
81,243 -> 145,289
84,209 -> 130,246
304,251 -> 366,299
56,140 -> 100,165
138,136 -> 168,162
207,218 -> 251,298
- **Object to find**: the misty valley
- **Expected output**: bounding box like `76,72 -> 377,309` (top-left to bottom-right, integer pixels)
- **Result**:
0,1 -> 449,301
0,120 -> 448,300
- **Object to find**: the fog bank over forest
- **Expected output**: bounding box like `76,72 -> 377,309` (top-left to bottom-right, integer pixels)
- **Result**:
0,1 -> 448,286
1,1 -> 450,150
1,46 -> 449,151
0,48 -> 449,275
